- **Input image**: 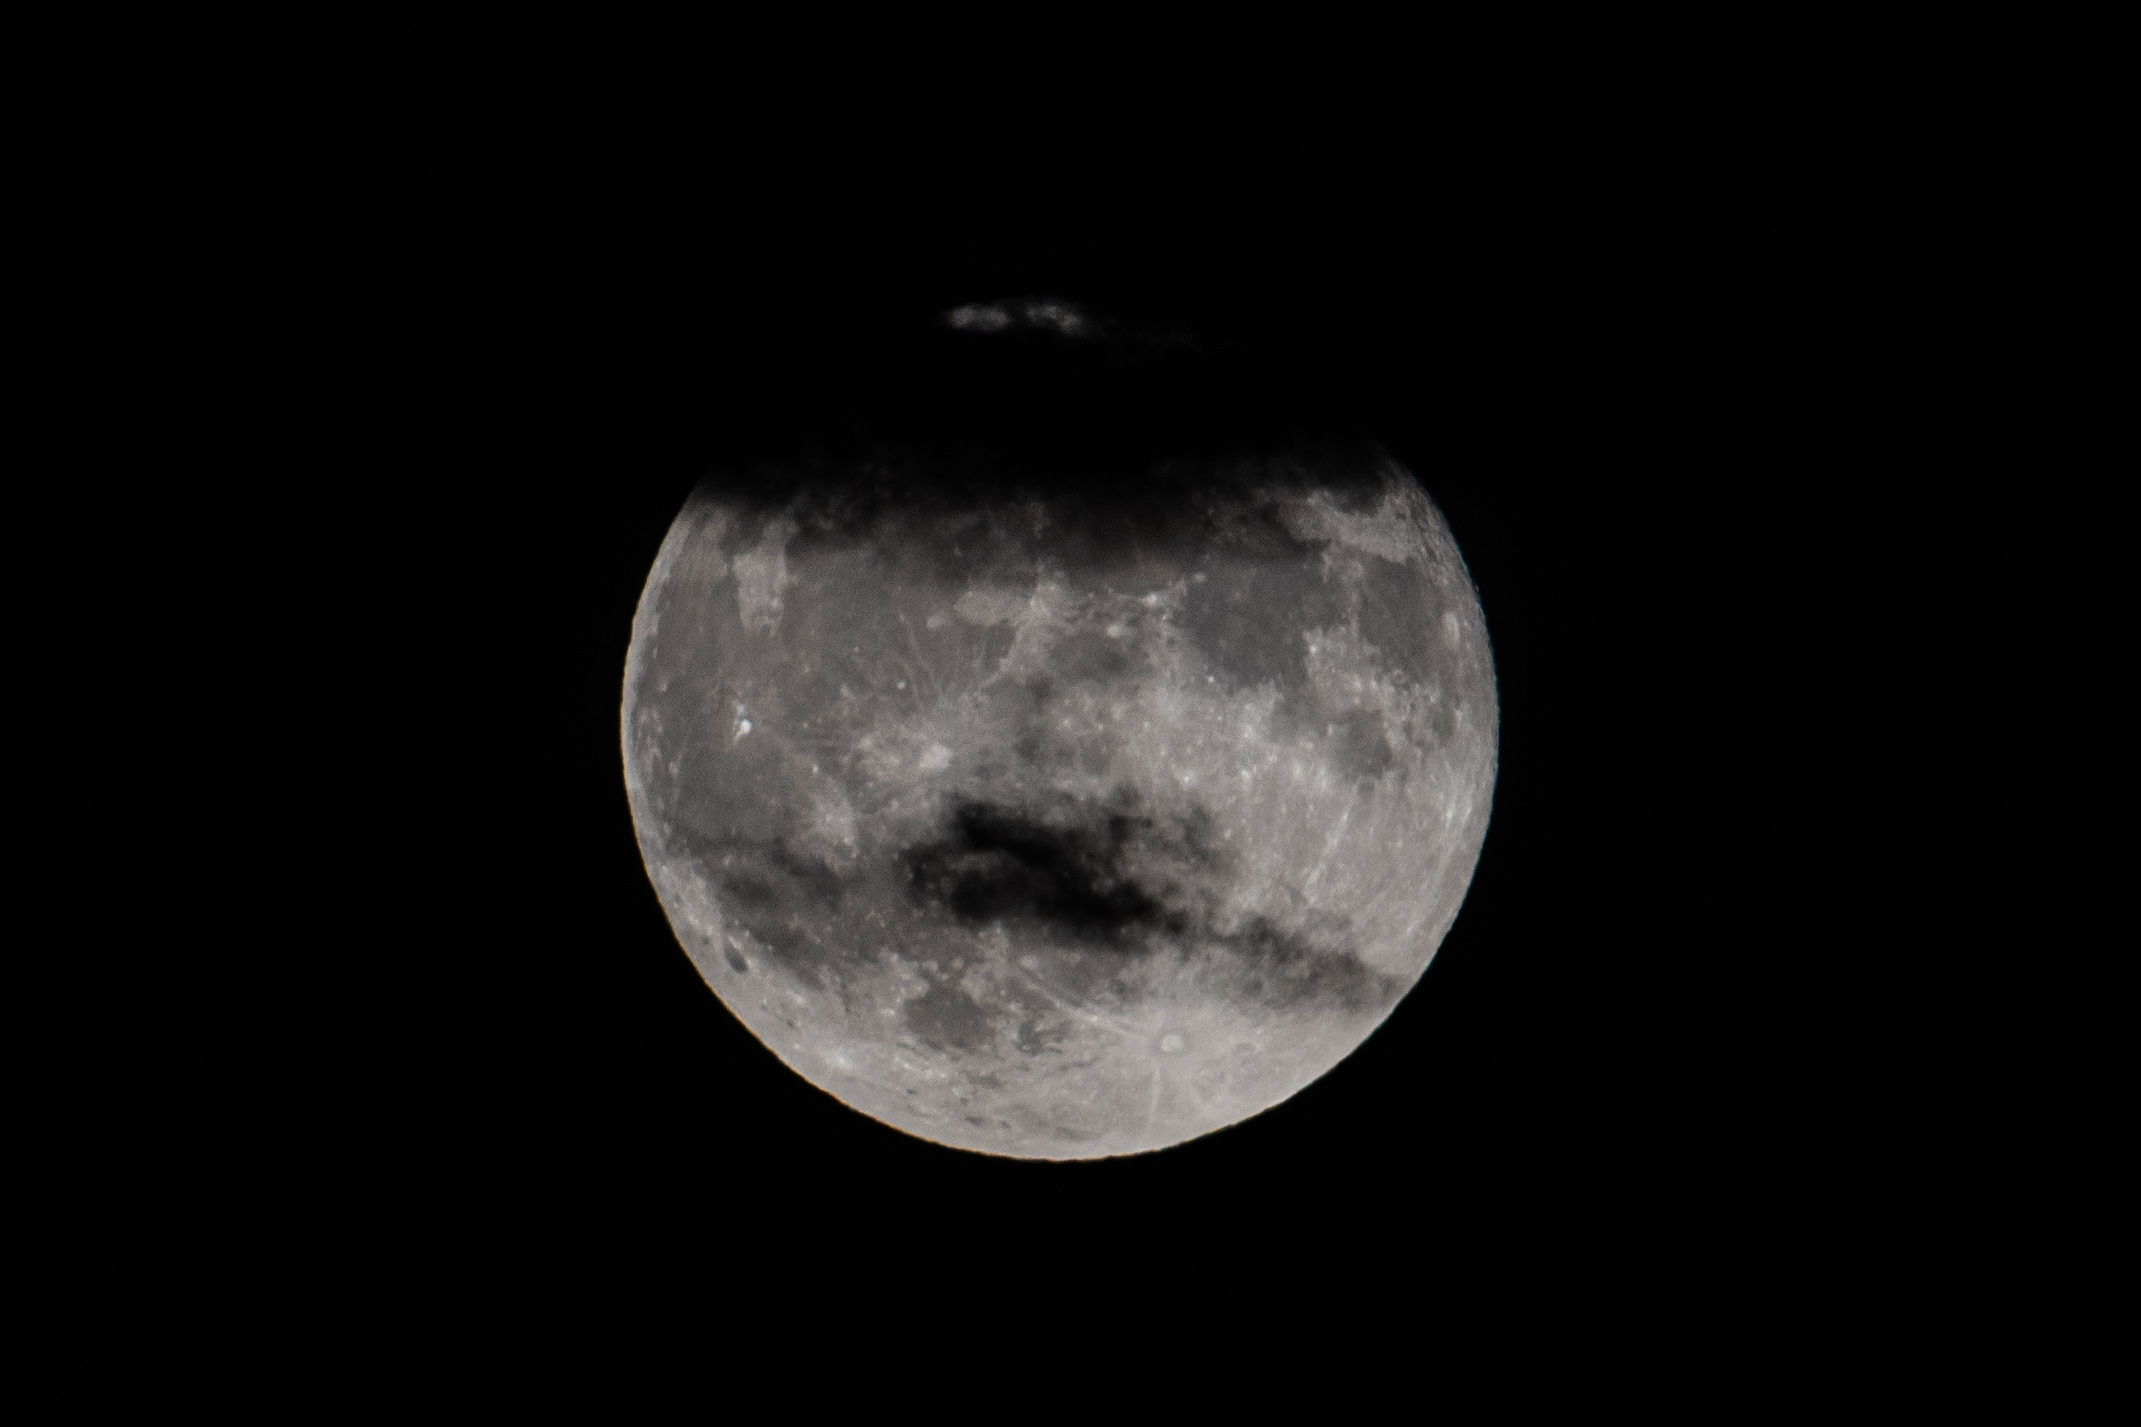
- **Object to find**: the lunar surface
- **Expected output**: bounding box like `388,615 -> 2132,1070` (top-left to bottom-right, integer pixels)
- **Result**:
622,459 -> 1497,1158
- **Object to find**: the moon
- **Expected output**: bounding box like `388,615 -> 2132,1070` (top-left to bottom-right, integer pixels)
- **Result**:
622,454 -> 1497,1159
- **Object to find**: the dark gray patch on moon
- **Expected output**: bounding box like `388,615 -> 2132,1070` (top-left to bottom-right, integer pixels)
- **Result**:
905,979 -> 996,1053
1324,708 -> 1396,784
623,458 -> 1498,1159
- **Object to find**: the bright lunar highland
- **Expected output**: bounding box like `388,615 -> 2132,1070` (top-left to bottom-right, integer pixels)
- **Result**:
623,462 -> 1497,1158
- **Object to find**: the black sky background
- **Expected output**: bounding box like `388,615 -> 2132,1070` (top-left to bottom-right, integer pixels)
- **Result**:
323,131 -> 1883,1286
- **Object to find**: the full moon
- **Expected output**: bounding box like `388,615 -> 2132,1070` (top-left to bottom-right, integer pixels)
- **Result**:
620,303 -> 1498,1163
622,373 -> 1497,1159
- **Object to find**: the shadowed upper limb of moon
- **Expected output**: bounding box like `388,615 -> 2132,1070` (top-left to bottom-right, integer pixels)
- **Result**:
621,459 -> 1497,1158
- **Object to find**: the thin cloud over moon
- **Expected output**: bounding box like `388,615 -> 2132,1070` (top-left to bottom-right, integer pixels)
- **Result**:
946,297 -> 1094,337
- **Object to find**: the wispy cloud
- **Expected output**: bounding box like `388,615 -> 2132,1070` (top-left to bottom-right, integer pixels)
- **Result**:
946,298 -> 1093,338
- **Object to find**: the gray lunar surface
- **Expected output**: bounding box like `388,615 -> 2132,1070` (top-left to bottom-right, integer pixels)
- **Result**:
621,461 -> 1498,1158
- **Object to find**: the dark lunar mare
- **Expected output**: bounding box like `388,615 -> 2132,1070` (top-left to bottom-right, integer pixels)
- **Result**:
902,793 -> 1200,948
897,792 -> 1402,1017
907,802 -> 1175,941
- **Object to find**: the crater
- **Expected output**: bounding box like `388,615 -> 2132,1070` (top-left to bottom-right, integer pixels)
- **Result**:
1015,1014 -> 1069,1057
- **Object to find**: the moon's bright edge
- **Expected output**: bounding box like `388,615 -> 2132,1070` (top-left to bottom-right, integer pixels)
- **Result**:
622,461 -> 1498,1159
